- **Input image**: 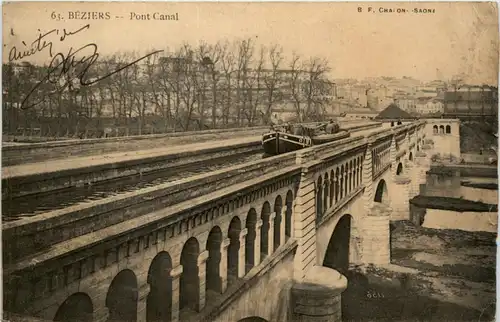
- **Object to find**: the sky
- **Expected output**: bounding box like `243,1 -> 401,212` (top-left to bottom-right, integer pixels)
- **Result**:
2,2 -> 499,85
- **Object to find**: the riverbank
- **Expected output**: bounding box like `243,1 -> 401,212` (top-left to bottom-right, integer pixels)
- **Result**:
342,221 -> 496,321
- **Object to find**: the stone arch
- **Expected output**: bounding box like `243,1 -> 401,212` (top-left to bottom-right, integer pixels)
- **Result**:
273,195 -> 283,250
323,173 -> 329,213
180,237 -> 200,312
228,216 -> 242,285
106,269 -> 138,322
206,226 -> 223,295
245,208 -> 258,272
433,125 -> 438,134
374,179 -> 389,204
323,214 -> 352,275
260,202 -> 271,260
439,125 -> 444,134
316,176 -> 323,218
53,292 -> 93,322
396,162 -> 403,175
147,252 -> 173,322
285,191 -> 293,238
237,317 -> 270,322
445,125 -> 451,134
409,152 -> 413,161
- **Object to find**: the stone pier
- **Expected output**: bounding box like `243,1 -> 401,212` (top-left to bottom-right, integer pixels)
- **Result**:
291,265 -> 347,322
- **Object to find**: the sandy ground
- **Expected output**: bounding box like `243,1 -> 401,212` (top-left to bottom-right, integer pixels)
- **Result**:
342,221 -> 496,322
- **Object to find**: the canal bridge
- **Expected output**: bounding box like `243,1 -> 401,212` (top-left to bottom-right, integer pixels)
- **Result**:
3,120 -> 434,322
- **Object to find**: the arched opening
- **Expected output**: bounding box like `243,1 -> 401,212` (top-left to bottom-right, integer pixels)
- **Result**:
316,176 -> 323,219
344,163 -> 349,196
285,191 -> 293,239
245,209 -> 257,272
352,159 -> 357,190
439,125 -> 444,134
180,237 -> 200,313
106,269 -> 138,322
396,162 -> 403,175
147,252 -> 173,322
228,216 -> 242,285
260,202 -> 271,260
445,125 -> 451,134
323,215 -> 352,275
54,293 -> 93,322
339,166 -> 344,200
391,121 -> 395,127
409,152 -> 413,161
323,173 -> 330,212
206,226 -> 223,295
358,157 -> 363,186
273,196 -> 283,251
334,168 -> 340,203
329,170 -> 335,206
237,317 -> 270,322
433,125 -> 438,134
374,179 -> 388,204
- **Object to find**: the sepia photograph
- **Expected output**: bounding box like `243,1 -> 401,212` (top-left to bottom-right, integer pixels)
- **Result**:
1,2 -> 498,322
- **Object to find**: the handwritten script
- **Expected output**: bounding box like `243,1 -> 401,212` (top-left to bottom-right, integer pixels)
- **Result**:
7,24 -> 163,110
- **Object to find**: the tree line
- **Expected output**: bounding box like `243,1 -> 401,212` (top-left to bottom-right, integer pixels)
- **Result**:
3,38 -> 334,139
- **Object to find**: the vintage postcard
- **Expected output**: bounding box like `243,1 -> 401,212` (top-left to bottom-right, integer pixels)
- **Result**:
2,2 -> 498,322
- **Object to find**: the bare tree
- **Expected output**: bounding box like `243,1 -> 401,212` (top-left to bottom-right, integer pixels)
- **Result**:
220,41 -> 237,126
288,52 -> 304,122
263,44 -> 284,124
244,45 -> 265,125
235,38 -> 255,126
303,57 -> 331,121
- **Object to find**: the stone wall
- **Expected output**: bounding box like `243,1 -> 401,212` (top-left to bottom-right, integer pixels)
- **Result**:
424,119 -> 461,160
210,241 -> 297,322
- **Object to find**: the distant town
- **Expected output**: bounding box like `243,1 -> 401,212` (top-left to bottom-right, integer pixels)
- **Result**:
323,76 -> 498,119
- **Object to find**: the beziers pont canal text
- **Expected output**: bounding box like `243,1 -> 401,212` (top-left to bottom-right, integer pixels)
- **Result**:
130,12 -> 179,21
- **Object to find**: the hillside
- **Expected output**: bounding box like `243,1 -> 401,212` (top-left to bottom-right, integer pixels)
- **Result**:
460,121 -> 498,153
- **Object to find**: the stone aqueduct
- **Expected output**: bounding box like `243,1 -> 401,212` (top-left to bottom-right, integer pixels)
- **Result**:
4,120 -> 436,322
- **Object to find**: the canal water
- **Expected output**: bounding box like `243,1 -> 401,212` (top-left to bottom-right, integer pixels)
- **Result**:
420,172 -> 498,233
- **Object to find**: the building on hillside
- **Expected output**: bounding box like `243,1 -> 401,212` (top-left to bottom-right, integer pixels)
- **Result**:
415,97 -> 444,115
394,93 -> 416,114
335,84 -> 368,106
443,85 -> 498,117
326,99 -> 364,115
343,107 -> 379,120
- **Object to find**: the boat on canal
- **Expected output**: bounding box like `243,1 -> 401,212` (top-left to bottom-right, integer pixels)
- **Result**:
262,122 -> 350,156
